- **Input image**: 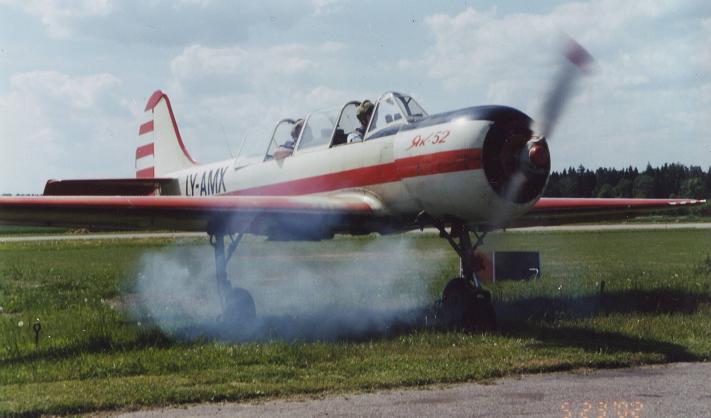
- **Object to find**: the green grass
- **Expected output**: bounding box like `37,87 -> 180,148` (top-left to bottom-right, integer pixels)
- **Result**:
608,214 -> 711,223
1,230 -> 711,417
0,226 -> 69,236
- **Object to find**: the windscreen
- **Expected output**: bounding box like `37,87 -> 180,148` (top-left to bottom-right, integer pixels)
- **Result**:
395,94 -> 427,119
297,108 -> 338,151
264,120 -> 297,161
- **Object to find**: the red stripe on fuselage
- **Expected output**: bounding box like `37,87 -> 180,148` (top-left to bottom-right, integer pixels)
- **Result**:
229,148 -> 482,196
138,121 -> 154,135
135,143 -> 154,159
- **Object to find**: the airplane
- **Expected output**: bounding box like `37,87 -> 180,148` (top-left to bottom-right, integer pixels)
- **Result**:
0,40 -> 705,330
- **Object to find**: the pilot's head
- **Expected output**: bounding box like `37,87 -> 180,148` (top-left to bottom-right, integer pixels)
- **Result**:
291,119 -> 304,140
356,100 -> 374,126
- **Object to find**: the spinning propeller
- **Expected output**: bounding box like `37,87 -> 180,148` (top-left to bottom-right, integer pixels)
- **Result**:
488,36 -> 594,228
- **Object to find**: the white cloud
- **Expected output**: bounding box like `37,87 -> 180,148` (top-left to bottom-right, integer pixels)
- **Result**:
161,84 -> 359,165
410,1 -> 709,170
0,71 -> 136,193
419,1 -> 689,93
170,44 -> 318,87
0,0 -> 111,38
319,41 -> 344,53
1,0 -> 311,45
10,71 -> 121,108
311,0 -> 349,16
162,39 -> 361,163
694,17 -> 711,73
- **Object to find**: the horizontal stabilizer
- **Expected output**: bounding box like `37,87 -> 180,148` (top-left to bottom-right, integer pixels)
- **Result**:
43,178 -> 176,196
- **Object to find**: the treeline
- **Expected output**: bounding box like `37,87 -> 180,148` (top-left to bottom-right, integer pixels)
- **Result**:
544,163 -> 709,199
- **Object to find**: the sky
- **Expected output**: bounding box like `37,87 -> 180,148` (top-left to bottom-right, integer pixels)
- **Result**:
1,0 -> 709,194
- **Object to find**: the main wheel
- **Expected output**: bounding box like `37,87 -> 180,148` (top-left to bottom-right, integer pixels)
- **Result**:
438,278 -> 497,331
465,288 -> 497,332
222,287 -> 256,325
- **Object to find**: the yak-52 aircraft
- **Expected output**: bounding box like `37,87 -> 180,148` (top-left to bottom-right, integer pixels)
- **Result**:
0,41 -> 704,329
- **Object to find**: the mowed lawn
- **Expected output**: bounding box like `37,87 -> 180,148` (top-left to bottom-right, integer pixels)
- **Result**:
1,229 -> 710,417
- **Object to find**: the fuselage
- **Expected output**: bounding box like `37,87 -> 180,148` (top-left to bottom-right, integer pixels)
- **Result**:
168,106 -> 548,230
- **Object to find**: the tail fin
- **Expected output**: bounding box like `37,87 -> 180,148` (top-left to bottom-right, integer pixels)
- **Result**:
136,90 -> 197,178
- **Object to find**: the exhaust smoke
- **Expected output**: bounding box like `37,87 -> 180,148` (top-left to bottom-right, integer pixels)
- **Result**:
130,236 -> 443,342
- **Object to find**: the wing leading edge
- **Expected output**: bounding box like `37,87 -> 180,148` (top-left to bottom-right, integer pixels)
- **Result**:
0,193 -> 386,239
513,197 -> 706,227
1,194 -> 705,236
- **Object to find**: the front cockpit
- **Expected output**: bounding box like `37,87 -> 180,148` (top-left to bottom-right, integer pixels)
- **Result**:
364,92 -> 428,139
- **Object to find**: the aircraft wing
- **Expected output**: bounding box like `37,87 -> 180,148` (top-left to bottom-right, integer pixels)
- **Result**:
512,197 -> 706,227
0,193 -> 385,239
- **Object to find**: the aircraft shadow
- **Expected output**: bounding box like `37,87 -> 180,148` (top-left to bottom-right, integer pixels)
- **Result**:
499,321 -> 701,363
496,287 -> 711,321
494,287 -> 709,363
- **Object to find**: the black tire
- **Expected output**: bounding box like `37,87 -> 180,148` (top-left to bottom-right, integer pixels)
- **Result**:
440,278 -> 473,327
439,278 -> 497,332
465,289 -> 497,332
223,287 -> 256,325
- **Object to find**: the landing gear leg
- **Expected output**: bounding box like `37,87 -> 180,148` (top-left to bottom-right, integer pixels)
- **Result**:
433,221 -> 497,331
209,231 -> 256,325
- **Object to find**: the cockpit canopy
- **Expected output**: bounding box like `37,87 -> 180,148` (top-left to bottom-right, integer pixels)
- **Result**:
264,92 -> 427,160
366,92 -> 428,137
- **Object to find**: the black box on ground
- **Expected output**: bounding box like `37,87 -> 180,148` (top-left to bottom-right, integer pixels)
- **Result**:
492,251 -> 540,282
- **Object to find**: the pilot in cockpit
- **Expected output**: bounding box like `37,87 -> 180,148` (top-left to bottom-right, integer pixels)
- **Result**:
273,118 -> 304,160
347,100 -> 374,143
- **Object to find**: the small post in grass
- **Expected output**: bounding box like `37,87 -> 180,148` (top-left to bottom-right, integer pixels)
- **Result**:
33,320 -> 41,349
599,280 -> 606,315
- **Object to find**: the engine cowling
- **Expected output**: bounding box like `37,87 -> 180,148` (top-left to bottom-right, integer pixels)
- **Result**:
481,109 -> 550,204
391,105 -> 551,226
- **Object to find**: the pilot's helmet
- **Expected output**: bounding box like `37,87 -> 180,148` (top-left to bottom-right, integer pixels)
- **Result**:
291,119 -> 304,139
356,100 -> 374,124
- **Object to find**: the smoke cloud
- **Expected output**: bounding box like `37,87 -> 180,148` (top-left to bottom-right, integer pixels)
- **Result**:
130,236 -> 445,342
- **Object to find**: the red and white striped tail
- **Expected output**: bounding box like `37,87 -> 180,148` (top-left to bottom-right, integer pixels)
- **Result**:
136,90 -> 196,178
135,121 -> 155,178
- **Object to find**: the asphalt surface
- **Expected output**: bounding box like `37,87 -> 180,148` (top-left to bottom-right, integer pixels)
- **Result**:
2,223 -> 711,242
117,362 -> 711,418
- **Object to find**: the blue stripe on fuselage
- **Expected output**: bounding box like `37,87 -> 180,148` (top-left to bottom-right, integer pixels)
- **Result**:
365,105 -> 532,141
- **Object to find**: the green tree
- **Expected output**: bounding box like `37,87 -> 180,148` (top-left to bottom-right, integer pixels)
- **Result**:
558,176 -> 578,197
680,177 -> 706,199
597,183 -> 614,198
633,174 -> 655,198
612,178 -> 633,197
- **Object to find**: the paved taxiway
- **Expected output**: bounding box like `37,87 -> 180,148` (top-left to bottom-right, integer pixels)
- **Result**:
2,223 -> 711,243
117,362 -> 711,417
